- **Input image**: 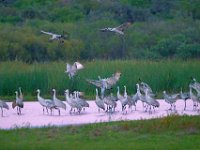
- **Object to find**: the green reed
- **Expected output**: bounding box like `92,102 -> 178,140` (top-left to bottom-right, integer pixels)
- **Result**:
0,60 -> 199,100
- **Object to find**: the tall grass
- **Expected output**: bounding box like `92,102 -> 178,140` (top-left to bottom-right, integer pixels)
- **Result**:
0,60 -> 199,100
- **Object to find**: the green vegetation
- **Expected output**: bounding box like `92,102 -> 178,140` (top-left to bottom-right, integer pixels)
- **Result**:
0,0 -> 200,62
1,115 -> 200,149
0,60 -> 199,100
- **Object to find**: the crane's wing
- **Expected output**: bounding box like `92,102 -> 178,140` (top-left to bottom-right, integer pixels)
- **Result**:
1,100 -> 9,109
99,28 -> 110,32
66,63 -> 72,73
194,82 -> 200,91
116,22 -> 132,31
74,62 -> 84,70
140,82 -> 153,93
41,30 -> 55,36
86,79 -> 102,88
171,93 -> 180,99
106,77 -> 118,89
104,72 -> 121,89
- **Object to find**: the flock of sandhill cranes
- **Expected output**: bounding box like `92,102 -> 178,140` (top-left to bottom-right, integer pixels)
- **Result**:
0,22 -> 133,117
40,22 -> 132,43
1,76 -> 200,117
1,22 -> 200,118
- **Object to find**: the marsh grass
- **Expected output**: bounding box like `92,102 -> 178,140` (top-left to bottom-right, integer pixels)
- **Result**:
0,60 -> 199,100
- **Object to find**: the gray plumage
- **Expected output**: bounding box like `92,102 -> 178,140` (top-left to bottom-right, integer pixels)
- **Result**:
36,89 -> 56,115
163,91 -> 179,111
65,62 -> 84,79
13,91 -> 24,115
40,30 -> 68,42
76,97 -> 89,108
95,88 -> 105,112
191,78 -> 200,91
180,88 -> 190,111
124,85 -> 136,110
189,84 -> 199,110
65,90 -> 82,114
87,72 -> 121,98
36,89 -> 49,114
140,82 -> 155,97
52,89 -> 66,115
144,89 -> 159,113
103,93 -> 117,112
128,84 -> 140,110
136,83 -> 146,109
19,87 -> 23,101
118,86 -> 129,113
0,100 -> 9,117
100,22 -> 132,35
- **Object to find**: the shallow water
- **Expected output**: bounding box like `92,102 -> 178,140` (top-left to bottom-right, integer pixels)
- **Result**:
0,99 -> 198,129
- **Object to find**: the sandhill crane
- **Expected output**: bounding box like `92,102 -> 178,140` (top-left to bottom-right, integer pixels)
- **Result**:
191,78 -> 200,90
123,85 -> 136,113
52,89 -> 66,115
19,87 -> 23,100
87,72 -> 121,98
12,91 -> 24,115
0,100 -> 9,117
127,84 -> 140,111
36,89 -> 50,114
190,79 -> 200,99
36,89 -> 57,115
144,89 -> 159,114
95,88 -> 105,112
65,62 -> 84,79
100,22 -> 132,35
65,90 -> 82,114
75,91 -> 89,111
117,86 -> 128,113
189,84 -> 199,110
117,86 -> 124,100
103,93 -> 117,113
163,91 -> 179,111
136,83 -> 146,109
139,81 -> 155,97
180,88 -> 190,111
40,30 -> 68,43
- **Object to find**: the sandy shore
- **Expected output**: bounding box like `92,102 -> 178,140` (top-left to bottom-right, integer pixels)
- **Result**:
0,99 -> 199,129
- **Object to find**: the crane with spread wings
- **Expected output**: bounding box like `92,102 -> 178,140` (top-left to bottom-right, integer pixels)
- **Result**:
40,30 -> 69,43
86,72 -> 121,98
65,62 -> 84,79
100,22 -> 132,35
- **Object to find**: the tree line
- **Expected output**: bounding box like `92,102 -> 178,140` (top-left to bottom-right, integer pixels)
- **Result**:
0,0 -> 200,62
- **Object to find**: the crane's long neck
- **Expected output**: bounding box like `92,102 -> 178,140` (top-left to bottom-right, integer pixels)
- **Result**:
136,84 -> 141,95
53,90 -> 56,99
15,92 -> 18,101
180,88 -> 183,95
189,87 -> 192,96
65,91 -> 69,101
19,88 -> 22,96
124,86 -> 127,97
96,89 -> 98,98
144,89 -> 149,99
117,87 -> 120,96
37,91 -> 40,99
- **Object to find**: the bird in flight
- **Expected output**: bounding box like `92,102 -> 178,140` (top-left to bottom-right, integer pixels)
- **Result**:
40,30 -> 69,43
100,22 -> 132,35
65,62 -> 84,79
